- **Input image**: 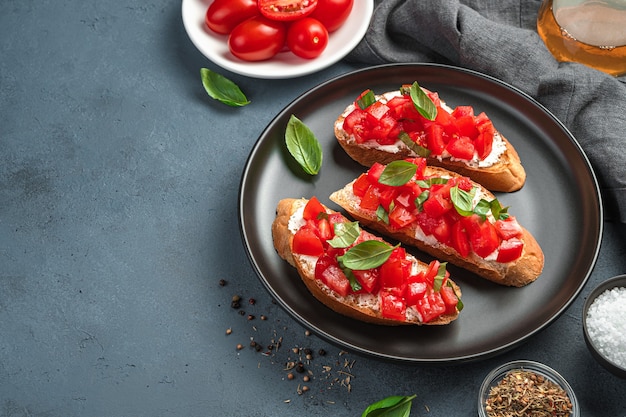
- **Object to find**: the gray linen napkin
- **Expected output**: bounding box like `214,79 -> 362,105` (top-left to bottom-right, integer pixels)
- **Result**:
347,0 -> 626,222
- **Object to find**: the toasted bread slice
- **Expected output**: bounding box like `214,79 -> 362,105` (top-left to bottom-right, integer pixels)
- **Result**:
335,90 -> 526,192
329,163 -> 544,287
272,198 -> 462,326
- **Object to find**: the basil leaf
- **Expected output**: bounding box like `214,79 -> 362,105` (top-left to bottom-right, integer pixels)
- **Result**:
433,262 -> 448,292
447,281 -> 464,311
399,131 -> 431,157
376,205 -> 389,224
414,190 -> 429,211
200,68 -> 250,107
416,177 -> 447,189
285,115 -> 323,175
410,82 -> 437,121
474,199 -> 491,219
345,268 -> 363,292
339,241 -> 396,270
450,185 -> 476,216
362,395 -> 416,417
327,221 -> 360,249
357,90 -> 376,109
490,198 -> 510,220
378,160 -> 417,186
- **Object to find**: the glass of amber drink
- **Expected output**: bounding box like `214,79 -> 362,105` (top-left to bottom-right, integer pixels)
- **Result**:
537,0 -> 626,76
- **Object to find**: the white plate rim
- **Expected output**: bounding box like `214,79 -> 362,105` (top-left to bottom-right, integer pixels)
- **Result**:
181,0 -> 374,79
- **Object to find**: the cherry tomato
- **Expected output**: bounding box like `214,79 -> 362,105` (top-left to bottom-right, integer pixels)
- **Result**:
309,0 -> 354,32
228,16 -> 287,61
205,0 -> 259,35
258,0 -> 318,21
286,18 -> 329,59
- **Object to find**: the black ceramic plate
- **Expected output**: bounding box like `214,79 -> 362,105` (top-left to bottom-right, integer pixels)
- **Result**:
239,64 -> 603,363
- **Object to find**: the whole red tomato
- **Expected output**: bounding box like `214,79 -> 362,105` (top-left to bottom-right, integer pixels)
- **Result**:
258,0 -> 318,21
286,17 -> 329,59
309,0 -> 353,32
205,0 -> 259,35
228,16 -> 287,61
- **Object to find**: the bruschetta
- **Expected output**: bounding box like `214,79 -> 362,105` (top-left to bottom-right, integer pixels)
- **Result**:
272,197 -> 463,325
335,83 -> 526,192
329,158 -> 544,287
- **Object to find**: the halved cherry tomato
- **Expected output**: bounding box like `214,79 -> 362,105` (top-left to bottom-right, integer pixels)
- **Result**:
286,17 -> 329,59
309,0 -> 353,32
228,16 -> 286,61
205,0 -> 259,35
258,0 -> 318,21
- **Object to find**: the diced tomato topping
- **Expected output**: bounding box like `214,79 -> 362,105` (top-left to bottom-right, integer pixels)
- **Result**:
451,105 -> 474,118
388,204 -> 414,230
446,135 -> 475,160
416,291 -> 447,323
463,214 -> 500,258
303,196 -> 325,221
496,238 -> 524,263
454,115 -> 479,139
367,162 -> 386,183
379,252 -> 409,288
315,255 -> 350,297
352,269 -> 379,294
378,187 -> 398,212
359,186 -> 380,211
440,285 -> 459,315
425,123 -> 446,155
292,226 -> 324,256
316,217 -> 333,241
494,217 -> 523,240
422,192 -> 453,218
404,280 -> 428,307
380,290 -> 407,321
352,173 -> 370,197
450,221 -> 471,258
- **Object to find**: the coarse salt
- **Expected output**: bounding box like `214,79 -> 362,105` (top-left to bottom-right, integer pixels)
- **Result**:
586,286 -> 626,369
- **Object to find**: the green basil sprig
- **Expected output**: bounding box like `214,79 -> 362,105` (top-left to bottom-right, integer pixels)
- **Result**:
432,262 -> 448,292
409,81 -> 437,121
200,68 -> 250,107
362,395 -> 417,417
339,240 -> 397,270
450,185 -> 510,220
285,115 -> 323,175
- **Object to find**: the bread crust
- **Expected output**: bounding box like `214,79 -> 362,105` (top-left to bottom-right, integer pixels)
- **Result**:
272,198 -> 461,326
334,103 -> 526,193
329,168 -> 544,287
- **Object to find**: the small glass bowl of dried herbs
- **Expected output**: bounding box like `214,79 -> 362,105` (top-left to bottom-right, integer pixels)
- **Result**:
478,360 -> 579,417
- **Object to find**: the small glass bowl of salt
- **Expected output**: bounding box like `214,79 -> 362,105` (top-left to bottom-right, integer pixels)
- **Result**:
582,274 -> 626,378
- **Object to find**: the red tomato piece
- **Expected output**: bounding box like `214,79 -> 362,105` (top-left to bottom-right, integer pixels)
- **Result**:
302,196 -> 325,220
440,285 -> 459,315
377,187 -> 398,212
286,17 -> 329,59
416,291 -> 446,323
496,238 -> 524,263
379,256 -> 407,289
292,226 -> 324,256
454,115 -> 479,139
422,192 -> 453,218
425,123 -> 446,155
450,220 -> 471,258
258,0 -> 318,21
451,105 -> 474,118
463,214 -> 500,258
358,186 -> 380,211
422,260 -> 441,287
389,204 -> 415,230
205,0 -> 259,35
309,0 -> 353,32
315,255 -> 350,297
228,16 -> 287,61
494,217 -> 523,240
342,108 -> 367,135
352,269 -> 379,294
380,290 -> 406,321
404,280 -> 428,307
365,101 -> 390,121
316,217 -> 333,241
446,135 -> 475,160
352,173 -> 370,197
367,162 -> 386,183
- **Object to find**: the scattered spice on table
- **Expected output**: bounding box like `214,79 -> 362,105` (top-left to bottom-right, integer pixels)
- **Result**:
485,369 -> 573,417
